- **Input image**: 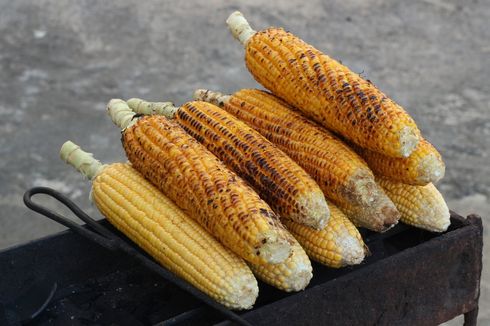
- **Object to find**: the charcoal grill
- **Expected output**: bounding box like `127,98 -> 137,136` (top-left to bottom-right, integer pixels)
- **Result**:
0,187 -> 482,326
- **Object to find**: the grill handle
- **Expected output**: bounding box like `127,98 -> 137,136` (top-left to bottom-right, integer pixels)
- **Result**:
23,186 -> 253,326
24,187 -> 118,250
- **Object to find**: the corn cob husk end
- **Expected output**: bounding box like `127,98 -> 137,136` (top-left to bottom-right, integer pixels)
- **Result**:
417,153 -> 446,184
281,243 -> 313,292
416,206 -> 450,233
375,190 -> 402,232
379,205 -> 400,232
225,272 -> 259,310
330,205 -> 368,267
399,126 -> 421,158
428,185 -> 451,232
107,99 -> 138,130
226,11 -> 256,46
296,191 -> 330,230
60,141 -> 106,181
277,247 -> 313,292
284,265 -> 313,292
126,98 -> 177,118
342,193 -> 401,233
250,242 -> 312,292
258,230 -> 293,264
348,170 -> 379,205
193,89 -> 231,107
335,229 -> 367,266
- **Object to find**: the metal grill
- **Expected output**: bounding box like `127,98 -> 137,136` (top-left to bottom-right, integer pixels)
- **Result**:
0,187 -> 482,326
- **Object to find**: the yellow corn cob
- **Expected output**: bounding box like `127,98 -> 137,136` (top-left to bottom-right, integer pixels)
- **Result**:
355,139 -> 445,186
250,241 -> 312,292
194,89 -> 400,232
226,11 -> 421,158
377,178 -> 450,232
283,203 -> 367,268
127,98 -> 330,230
59,141 -> 259,309
107,99 -> 292,265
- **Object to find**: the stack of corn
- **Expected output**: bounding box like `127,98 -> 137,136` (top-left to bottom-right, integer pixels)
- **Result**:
55,11 -> 451,310
224,11 -> 450,233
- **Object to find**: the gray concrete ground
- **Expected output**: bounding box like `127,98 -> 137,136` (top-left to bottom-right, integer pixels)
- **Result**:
0,0 -> 488,324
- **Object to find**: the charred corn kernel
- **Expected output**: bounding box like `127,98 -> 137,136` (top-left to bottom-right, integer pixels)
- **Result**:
250,241 -> 312,292
377,178 -> 450,232
107,99 -> 293,265
194,89 -> 400,232
356,139 -> 445,186
282,204 -> 366,268
60,141 -> 259,309
226,11 -> 421,158
127,98 -> 330,230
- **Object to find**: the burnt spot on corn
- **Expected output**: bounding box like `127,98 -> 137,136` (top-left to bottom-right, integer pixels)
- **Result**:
260,208 -> 269,216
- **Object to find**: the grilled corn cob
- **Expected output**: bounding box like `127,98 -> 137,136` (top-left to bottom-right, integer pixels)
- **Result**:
355,139 -> 445,186
283,203 -> 367,268
59,141 -> 259,309
107,99 -> 293,265
194,89 -> 400,232
226,11 -> 421,158
377,178 -> 450,232
127,98 -> 330,230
